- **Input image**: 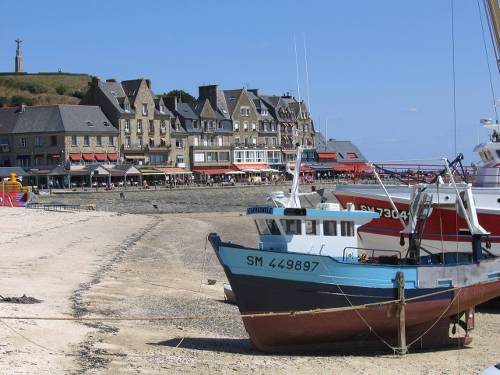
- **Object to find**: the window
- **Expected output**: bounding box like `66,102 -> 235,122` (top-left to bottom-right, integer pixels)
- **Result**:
251,122 -> 256,131
124,119 -> 130,133
206,152 -> 217,162
51,136 -> 57,146
125,136 -> 131,147
149,120 -> 154,133
305,220 -> 317,235
176,154 -> 184,164
194,153 -> 205,162
108,136 -> 114,146
96,136 -> 102,146
243,121 -> 248,130
256,151 -> 265,162
262,109 -> 268,116
218,136 -> 223,146
235,151 -> 244,163
104,121 -> 110,127
245,150 -> 255,162
193,120 -> 199,129
273,138 -> 277,146
35,136 -> 43,147
124,103 -> 130,112
252,137 -> 257,145
234,122 -> 239,130
234,137 -> 240,145
219,151 -> 230,161
218,121 -> 223,129
240,106 -> 250,117
139,137 -> 144,147
341,221 -> 354,237
160,120 -> 166,133
255,219 -> 280,235
176,139 -> 183,148
137,120 -> 143,133
323,221 -> 337,236
84,136 -> 90,146
142,103 -> 148,116
159,104 -> 165,114
71,135 -> 77,146
280,219 -> 302,235
193,136 -> 199,146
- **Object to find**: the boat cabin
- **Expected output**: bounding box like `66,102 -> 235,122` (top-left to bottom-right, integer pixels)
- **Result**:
247,203 -> 379,258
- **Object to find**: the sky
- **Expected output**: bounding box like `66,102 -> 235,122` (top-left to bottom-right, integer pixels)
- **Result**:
0,0 -> 499,163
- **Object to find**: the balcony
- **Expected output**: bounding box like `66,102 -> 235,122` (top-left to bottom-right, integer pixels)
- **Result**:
147,144 -> 170,152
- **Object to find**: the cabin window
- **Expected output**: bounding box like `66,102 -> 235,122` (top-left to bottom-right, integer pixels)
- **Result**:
255,219 -> 280,235
305,220 -> 316,235
341,221 -> 355,237
280,219 -> 302,235
323,220 -> 337,236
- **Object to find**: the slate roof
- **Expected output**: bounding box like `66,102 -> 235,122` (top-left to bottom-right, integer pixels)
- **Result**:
121,79 -> 143,103
0,105 -> 118,135
176,102 -> 199,120
223,89 -> 243,116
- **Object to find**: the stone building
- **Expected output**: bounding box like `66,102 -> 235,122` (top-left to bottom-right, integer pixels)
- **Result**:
166,95 -> 232,174
0,104 -> 118,168
81,77 -> 172,165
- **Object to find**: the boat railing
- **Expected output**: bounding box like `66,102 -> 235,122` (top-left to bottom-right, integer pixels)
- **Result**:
342,246 -> 403,263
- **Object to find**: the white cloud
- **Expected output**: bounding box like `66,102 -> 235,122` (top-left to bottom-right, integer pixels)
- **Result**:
406,107 -> 418,112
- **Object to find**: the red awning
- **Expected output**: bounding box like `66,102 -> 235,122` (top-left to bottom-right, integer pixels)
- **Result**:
318,153 -> 337,159
94,153 -> 106,161
233,163 -> 268,171
192,167 -> 232,175
107,153 -> 118,161
82,153 -> 94,161
332,163 -> 371,172
289,165 -> 314,173
69,153 -> 81,161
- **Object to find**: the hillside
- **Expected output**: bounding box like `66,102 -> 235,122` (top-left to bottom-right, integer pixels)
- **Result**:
0,73 -> 92,107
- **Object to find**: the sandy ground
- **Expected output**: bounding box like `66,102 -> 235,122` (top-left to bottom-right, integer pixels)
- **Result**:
1,206 -> 500,374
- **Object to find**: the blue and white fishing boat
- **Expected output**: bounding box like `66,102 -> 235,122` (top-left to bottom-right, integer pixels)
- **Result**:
208,147 -> 500,353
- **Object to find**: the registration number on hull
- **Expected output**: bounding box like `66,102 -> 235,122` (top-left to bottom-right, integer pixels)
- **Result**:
359,204 -> 409,221
247,255 -> 319,272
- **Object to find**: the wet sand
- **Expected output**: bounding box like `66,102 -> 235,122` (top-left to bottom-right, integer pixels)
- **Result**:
1,198 -> 499,374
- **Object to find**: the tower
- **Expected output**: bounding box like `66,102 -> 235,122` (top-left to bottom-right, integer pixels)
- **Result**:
14,38 -> 24,73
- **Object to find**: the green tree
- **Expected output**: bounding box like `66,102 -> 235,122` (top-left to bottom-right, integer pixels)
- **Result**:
55,84 -> 67,95
10,96 -> 34,106
162,89 -> 195,103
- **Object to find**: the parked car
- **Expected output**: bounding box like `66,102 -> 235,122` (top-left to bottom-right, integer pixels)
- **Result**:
480,364 -> 500,375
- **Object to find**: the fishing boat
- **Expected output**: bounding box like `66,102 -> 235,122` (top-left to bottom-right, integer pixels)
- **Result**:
208,147 -> 500,353
333,0 -> 500,256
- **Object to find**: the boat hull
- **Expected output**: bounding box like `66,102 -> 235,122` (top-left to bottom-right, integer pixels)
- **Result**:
334,189 -> 500,255
209,234 -> 500,353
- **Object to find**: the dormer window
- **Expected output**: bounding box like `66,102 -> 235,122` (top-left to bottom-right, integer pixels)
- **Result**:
262,109 -> 268,116
160,120 -> 166,133
193,120 -> 199,129
86,121 -> 94,127
159,105 -> 165,114
240,107 -> 250,117
124,103 -> 130,112
103,121 -> 110,127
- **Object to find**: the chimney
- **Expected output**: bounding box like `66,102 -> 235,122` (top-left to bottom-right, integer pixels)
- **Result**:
106,78 -> 117,83
164,96 -> 178,112
90,76 -> 100,87
198,85 -> 218,111
17,103 -> 26,113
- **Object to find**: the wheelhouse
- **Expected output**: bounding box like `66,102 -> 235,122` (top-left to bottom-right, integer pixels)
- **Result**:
247,204 -> 379,258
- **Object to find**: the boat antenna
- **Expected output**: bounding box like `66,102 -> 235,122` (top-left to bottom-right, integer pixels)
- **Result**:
293,35 -> 302,107
289,143 -> 303,208
303,33 -> 312,113
450,0 -> 458,156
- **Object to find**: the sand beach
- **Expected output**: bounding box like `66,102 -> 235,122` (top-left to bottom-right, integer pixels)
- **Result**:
0,187 -> 499,374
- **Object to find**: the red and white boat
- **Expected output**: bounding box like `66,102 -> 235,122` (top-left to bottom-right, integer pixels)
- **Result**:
333,123 -> 500,255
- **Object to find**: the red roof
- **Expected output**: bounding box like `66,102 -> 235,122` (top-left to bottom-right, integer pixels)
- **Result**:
82,153 -> 94,161
233,163 -> 268,171
107,153 -> 118,161
69,153 -> 81,161
95,153 -> 106,161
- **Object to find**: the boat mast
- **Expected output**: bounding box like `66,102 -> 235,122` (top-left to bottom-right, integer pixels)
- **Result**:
485,0 -> 500,73
289,144 -> 303,208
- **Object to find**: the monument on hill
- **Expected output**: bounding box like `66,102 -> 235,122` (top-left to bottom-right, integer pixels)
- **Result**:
14,38 -> 24,73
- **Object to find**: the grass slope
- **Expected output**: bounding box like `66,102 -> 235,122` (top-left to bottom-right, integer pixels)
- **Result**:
0,72 -> 92,107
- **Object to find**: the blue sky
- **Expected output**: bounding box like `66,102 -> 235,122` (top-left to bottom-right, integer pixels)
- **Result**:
0,0 -> 499,163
